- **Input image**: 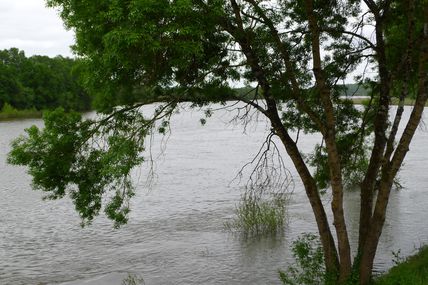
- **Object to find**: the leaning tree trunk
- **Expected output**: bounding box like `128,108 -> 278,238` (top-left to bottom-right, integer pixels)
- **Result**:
269,113 -> 341,275
223,1 -> 342,275
359,18 -> 428,283
304,0 -> 352,280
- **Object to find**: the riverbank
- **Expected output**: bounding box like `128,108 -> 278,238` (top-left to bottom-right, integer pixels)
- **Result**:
0,110 -> 42,121
2,97 -> 426,122
350,97 -> 428,106
373,246 -> 428,285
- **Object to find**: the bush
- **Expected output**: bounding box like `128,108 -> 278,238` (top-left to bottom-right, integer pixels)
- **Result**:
225,191 -> 287,237
279,233 -> 327,285
122,273 -> 144,285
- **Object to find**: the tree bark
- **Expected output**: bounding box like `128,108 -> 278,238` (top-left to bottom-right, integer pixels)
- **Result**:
359,14 -> 428,285
270,114 -> 341,275
358,14 -> 390,253
304,0 -> 352,281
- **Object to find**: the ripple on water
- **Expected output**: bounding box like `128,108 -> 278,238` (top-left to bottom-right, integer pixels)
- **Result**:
1,106 -> 428,284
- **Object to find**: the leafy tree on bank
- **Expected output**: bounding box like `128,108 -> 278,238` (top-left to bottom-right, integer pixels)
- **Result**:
7,1 -> 428,284
0,48 -> 91,111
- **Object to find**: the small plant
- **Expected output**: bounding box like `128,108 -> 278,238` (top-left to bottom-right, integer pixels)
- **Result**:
279,233 -> 327,285
392,249 -> 405,265
122,273 -> 144,285
225,191 -> 287,237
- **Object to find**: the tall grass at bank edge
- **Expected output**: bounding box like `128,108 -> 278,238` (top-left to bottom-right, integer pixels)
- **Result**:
0,103 -> 41,121
373,246 -> 428,285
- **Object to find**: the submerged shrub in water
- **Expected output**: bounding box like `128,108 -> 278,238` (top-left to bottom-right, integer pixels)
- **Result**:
122,273 -> 144,285
225,191 -> 287,237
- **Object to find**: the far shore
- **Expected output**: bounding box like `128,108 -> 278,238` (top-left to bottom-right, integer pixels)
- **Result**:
1,98 -> 427,122
0,110 -> 42,121
349,97 -> 428,106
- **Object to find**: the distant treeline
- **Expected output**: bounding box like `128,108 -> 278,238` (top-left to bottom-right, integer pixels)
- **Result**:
342,83 -> 370,97
0,48 -> 91,111
0,47 -> 371,114
234,84 -> 370,100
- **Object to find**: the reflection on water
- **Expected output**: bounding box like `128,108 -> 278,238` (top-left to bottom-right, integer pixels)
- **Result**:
0,105 -> 427,285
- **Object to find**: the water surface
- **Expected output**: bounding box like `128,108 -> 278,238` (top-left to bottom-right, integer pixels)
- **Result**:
1,104 -> 427,285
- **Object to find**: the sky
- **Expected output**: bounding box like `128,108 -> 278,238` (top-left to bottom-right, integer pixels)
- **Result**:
0,0 -> 74,57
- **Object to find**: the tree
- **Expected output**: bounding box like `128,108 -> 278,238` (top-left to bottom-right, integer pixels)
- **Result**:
0,48 -> 91,111
8,0 -> 428,284
0,48 -> 33,109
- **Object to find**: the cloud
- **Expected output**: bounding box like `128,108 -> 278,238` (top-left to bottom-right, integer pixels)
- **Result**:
0,0 -> 74,57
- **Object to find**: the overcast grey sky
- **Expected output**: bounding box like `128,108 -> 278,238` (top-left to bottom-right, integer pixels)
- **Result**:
0,0 -> 74,57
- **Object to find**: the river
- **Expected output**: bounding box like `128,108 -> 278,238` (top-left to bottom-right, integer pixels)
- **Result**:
1,104 -> 427,285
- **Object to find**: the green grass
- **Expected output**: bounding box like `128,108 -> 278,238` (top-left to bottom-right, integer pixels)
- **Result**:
0,103 -> 42,121
373,246 -> 428,285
